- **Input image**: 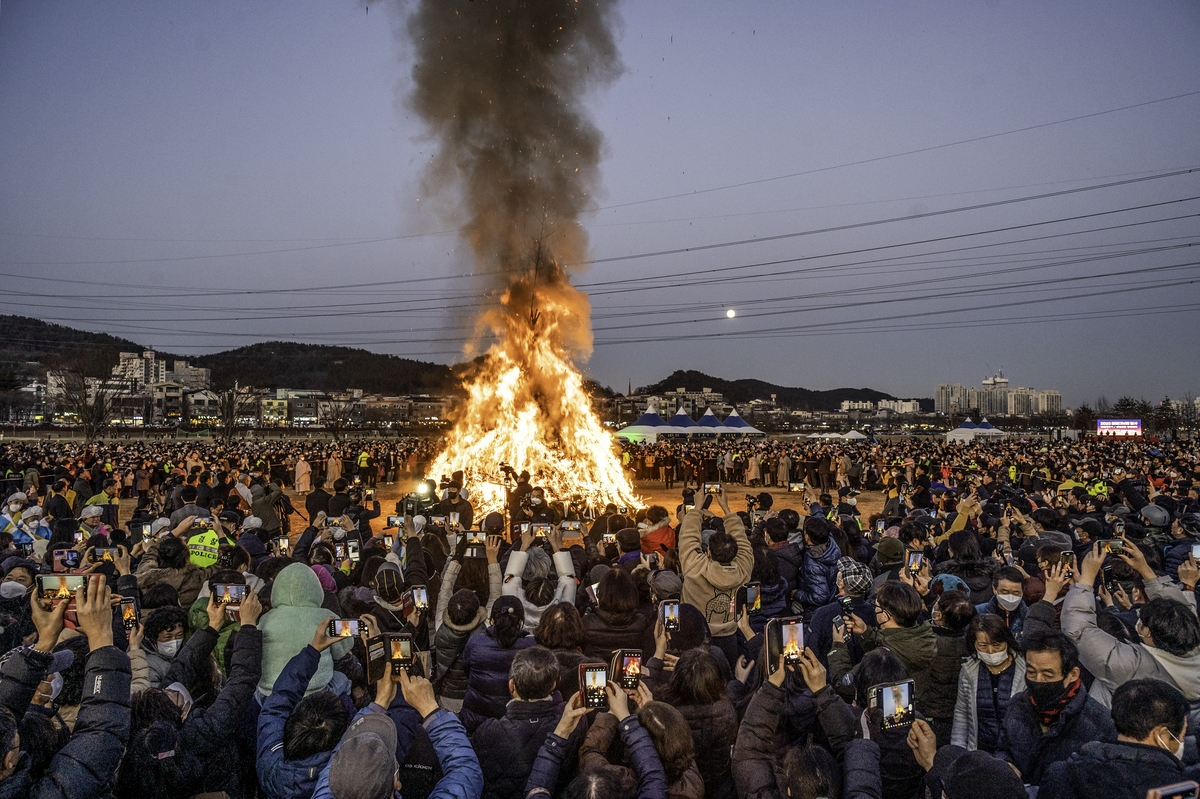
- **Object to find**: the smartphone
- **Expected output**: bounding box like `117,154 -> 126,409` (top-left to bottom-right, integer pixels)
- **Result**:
737,581 -> 762,615
1060,551 -> 1074,578
788,482 -> 806,492
585,583 -> 600,605
1102,539 -> 1126,555
764,616 -> 804,676
531,523 -> 552,538
602,533 -> 616,545
875,519 -> 886,535
1102,562 -> 1117,594
562,520 -> 582,532
660,600 -> 680,633
1146,782 -> 1200,799
449,512 -> 460,527
326,517 -> 342,527
702,483 -> 722,495
579,664 -> 609,710
832,613 -> 845,633
387,633 -> 414,678
347,540 -> 361,563
365,489 -> 375,502
905,551 -> 924,575
648,552 -> 659,569
1192,543 -> 1200,561
38,574 -> 85,601
89,547 -> 119,564
119,596 -> 140,630
996,541 -> 1005,555
192,517 -> 213,530
386,515 -> 401,528
615,650 -> 642,690
430,516 -> 447,527
270,537 -> 290,557
212,583 -> 248,607
466,531 -> 486,545
51,549 -> 79,573
410,585 -> 429,611
334,543 -> 346,560
869,679 -> 915,730
1113,520 -> 1125,535
682,504 -> 696,514
328,618 -> 362,638
73,530 -> 84,544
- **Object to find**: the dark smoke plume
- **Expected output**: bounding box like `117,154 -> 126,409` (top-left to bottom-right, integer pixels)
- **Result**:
404,0 -> 623,357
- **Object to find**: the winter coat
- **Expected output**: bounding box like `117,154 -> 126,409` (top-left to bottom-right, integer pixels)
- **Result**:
859,623 -> 938,715
0,644 -> 131,799
731,682 -> 790,799
526,715 -> 668,799
257,563 -> 353,696
172,625 -> 262,799
136,536 -> 215,607
311,706 -> 484,799
923,626 -> 970,721
999,682 -> 1116,785
793,541 -> 843,614
1039,740 -> 1191,799
580,711 -> 703,799
809,594 -> 875,668
1164,536 -> 1200,582
812,685 -> 925,799
460,626 -> 537,734
933,559 -> 996,605
188,591 -> 240,674
432,606 -> 487,701
502,549 -> 578,630
251,482 -> 283,533
679,508 -> 753,638
747,577 -> 789,635
640,518 -> 676,555
256,645 -> 331,799
951,654 -> 1026,752
1061,577 -> 1200,715
582,607 -> 650,662
768,541 -> 804,596
473,698 -> 584,799
675,700 -> 738,799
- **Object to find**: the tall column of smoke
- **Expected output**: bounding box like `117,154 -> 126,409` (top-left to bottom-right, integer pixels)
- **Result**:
399,0 -> 638,511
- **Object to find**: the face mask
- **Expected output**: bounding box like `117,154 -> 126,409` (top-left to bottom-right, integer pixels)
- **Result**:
1161,729 -> 1186,760
0,581 -> 27,599
847,497 -> 857,506
976,647 -> 1009,667
530,497 -> 543,506
1026,677 -> 1069,709
333,528 -> 346,541
157,639 -> 181,659
7,504 -> 19,514
996,593 -> 1023,611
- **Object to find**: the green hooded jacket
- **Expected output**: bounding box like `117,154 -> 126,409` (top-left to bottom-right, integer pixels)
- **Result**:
256,563 -> 352,696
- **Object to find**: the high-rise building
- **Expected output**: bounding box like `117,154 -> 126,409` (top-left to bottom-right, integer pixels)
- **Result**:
111,350 -> 166,391
935,374 -> 1062,416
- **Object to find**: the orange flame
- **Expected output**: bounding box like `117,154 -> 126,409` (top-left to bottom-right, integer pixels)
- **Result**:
429,268 -> 640,516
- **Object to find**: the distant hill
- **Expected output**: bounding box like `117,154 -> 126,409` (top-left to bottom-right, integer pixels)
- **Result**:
194,342 -> 457,395
639,370 -> 897,412
0,315 -> 180,377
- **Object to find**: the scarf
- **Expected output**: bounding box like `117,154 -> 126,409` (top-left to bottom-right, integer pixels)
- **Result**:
1032,677 -> 1081,728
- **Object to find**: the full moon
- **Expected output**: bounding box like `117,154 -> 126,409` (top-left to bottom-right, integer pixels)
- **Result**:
726,309 -> 736,318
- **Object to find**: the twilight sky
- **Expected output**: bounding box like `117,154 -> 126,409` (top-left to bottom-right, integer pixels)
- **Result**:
1,0 -> 1198,407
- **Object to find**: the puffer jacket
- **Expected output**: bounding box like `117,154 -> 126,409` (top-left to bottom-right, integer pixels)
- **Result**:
432,606 -> 487,701
923,626 -> 969,722
0,645 -> 131,799
676,700 -> 738,799
950,654 -> 1026,752
1061,576 -> 1200,715
257,645 -> 337,799
250,482 -> 283,534
257,562 -> 353,696
1039,740 -> 1190,799
679,509 -> 753,638
1164,535 -> 1200,582
858,623 -> 938,716
974,595 -> 1028,642
793,541 -> 843,614
812,685 -> 925,799
460,626 -> 536,734
767,541 -> 803,596
999,682 -> 1116,785
474,697 -> 584,799
581,608 -> 650,662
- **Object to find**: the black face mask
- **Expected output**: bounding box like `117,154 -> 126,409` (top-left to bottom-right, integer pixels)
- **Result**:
1026,678 -> 1069,708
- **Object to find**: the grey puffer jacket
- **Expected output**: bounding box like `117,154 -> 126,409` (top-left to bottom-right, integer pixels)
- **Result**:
433,607 -> 487,701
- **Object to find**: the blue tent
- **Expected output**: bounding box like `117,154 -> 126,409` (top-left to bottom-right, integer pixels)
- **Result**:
615,410 -> 670,443
722,408 -> 765,436
695,408 -> 726,430
958,420 -> 977,429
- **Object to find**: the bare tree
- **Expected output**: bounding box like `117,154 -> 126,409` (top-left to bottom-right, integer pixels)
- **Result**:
56,371 -> 127,443
321,397 -> 359,441
216,385 -> 260,442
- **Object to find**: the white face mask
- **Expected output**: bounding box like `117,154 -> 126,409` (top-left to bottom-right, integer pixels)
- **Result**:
976,647 -> 1009,667
530,497 -> 543,506
0,581 -> 27,599
157,639 -> 181,658
846,497 -> 857,506
996,593 -> 1023,611
1161,729 -> 1185,760
7,504 -> 20,514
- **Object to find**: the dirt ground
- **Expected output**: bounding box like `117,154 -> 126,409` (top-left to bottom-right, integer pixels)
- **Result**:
121,477 -> 886,537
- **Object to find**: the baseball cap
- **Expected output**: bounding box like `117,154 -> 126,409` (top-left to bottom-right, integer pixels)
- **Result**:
327,712 -> 399,799
873,537 -> 905,561
648,568 -> 682,599
149,518 -> 173,537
